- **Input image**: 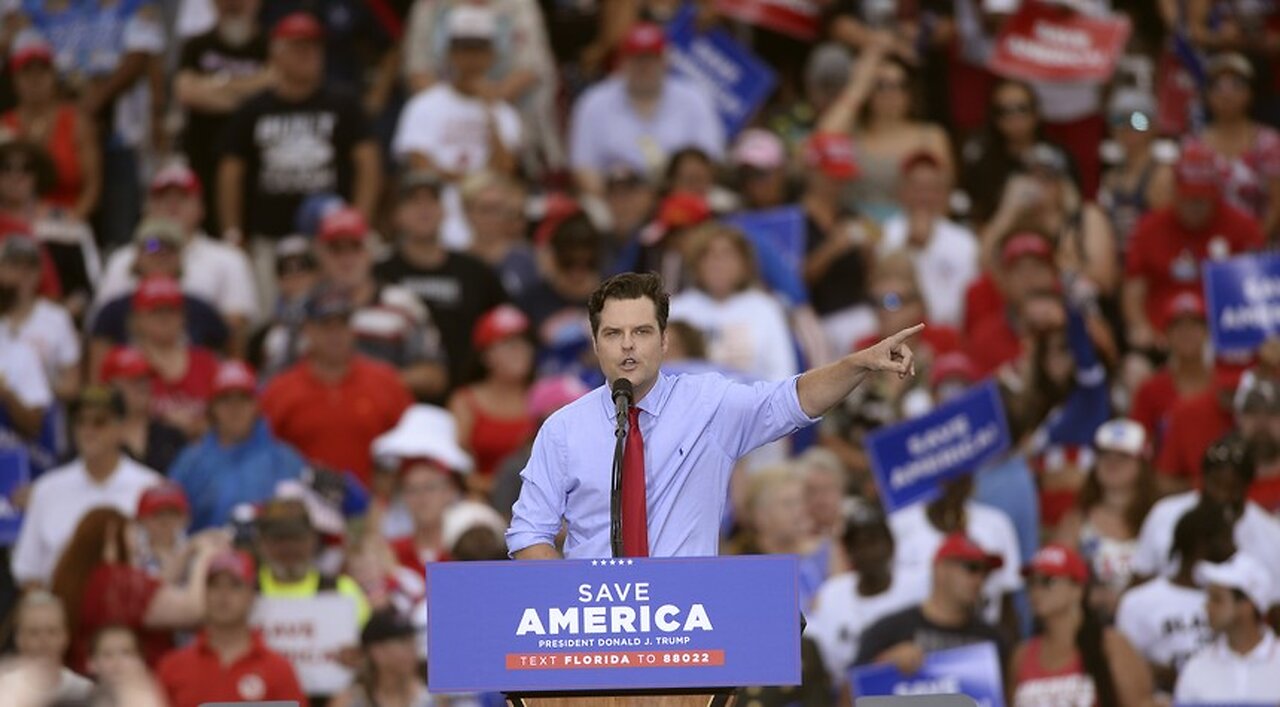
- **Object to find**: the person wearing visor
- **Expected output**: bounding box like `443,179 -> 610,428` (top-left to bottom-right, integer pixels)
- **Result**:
1011,544 -> 1152,707
855,533 -> 1008,676
1097,89 -> 1174,254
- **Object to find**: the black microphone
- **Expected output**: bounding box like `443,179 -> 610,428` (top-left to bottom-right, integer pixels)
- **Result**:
611,378 -> 634,425
609,378 -> 633,558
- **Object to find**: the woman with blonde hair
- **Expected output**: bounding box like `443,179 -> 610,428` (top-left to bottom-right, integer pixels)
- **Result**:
669,224 -> 797,382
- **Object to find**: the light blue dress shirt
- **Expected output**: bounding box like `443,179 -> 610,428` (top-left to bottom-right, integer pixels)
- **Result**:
507,372 -> 820,559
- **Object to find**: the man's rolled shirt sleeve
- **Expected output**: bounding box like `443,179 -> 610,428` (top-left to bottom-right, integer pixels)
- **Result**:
506,416 -> 570,556
713,374 -> 821,460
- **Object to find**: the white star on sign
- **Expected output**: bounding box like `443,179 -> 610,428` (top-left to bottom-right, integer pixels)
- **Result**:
591,560 -> 598,566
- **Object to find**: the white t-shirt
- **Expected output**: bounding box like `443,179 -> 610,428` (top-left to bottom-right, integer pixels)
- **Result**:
878,217 -> 981,329
392,84 -> 522,250
805,571 -> 928,683
890,501 -> 1023,625
1175,630 -> 1280,705
1114,576 -> 1210,671
11,457 -> 160,585
0,338 -> 52,410
669,289 -> 798,382
393,84 -> 522,175
95,234 -> 260,320
0,300 -> 79,384
1132,491 -> 1280,603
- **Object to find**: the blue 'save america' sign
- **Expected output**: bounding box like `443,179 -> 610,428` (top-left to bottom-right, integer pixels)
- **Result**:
866,380 -> 1011,513
427,556 -> 801,693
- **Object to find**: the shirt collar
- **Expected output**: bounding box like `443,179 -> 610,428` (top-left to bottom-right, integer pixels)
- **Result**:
1216,629 -> 1277,662
599,372 -> 672,422
195,630 -> 269,659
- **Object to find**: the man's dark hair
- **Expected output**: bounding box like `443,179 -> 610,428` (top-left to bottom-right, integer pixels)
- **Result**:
1171,499 -> 1236,563
587,272 -> 670,336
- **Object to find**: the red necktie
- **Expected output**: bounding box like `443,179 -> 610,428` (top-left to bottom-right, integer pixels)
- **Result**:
622,406 -> 649,557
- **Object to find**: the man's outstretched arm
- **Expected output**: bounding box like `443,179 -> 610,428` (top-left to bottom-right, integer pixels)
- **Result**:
796,324 -> 923,419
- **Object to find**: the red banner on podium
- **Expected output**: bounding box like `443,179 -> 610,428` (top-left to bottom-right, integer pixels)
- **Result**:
713,0 -> 821,41
989,2 -> 1132,82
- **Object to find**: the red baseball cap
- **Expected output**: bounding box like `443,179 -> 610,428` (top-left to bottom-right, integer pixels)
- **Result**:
804,132 -> 859,181
934,533 -> 1004,570
318,207 -> 368,243
1000,232 -> 1054,266
10,34 -> 53,72
1176,143 -> 1226,199
212,360 -> 258,398
132,275 -> 184,312
149,163 -> 202,196
137,483 -> 190,519
99,347 -> 151,383
658,191 -> 712,229
1024,544 -> 1089,583
533,193 -> 582,246
1163,292 -> 1207,328
620,23 -> 666,57
272,12 -> 324,42
641,191 -> 713,245
473,304 -> 530,349
930,352 -> 979,389
207,550 -> 256,586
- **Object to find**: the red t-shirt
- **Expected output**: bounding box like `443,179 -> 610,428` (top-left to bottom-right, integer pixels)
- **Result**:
389,535 -> 449,577
261,356 -> 413,483
1156,387 -> 1234,486
965,312 -> 1023,377
75,564 -> 167,671
1125,203 -> 1265,330
963,274 -> 1005,337
145,346 -> 220,422
156,631 -> 308,707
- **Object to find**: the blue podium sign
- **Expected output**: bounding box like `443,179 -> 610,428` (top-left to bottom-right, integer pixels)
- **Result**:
850,643 -> 1005,707
866,381 -> 1011,513
426,556 -> 801,693
1204,252 -> 1280,354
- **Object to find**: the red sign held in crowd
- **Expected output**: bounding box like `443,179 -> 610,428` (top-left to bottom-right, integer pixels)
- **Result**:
712,0 -> 821,41
990,1 -> 1132,82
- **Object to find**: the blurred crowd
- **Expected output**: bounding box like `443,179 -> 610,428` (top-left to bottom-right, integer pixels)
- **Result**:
0,0 -> 1279,705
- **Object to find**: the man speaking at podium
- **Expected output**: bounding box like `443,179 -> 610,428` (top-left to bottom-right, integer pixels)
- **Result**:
507,273 -> 921,559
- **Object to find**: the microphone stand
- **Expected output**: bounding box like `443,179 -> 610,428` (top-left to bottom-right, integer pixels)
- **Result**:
610,403 -> 627,558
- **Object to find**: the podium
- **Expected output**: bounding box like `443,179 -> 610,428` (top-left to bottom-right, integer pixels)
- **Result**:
426,556 -> 802,706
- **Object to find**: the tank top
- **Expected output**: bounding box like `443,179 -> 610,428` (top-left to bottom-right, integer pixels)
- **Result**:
1013,637 -> 1097,707
460,387 -> 535,477
1099,160 -> 1155,253
1079,521 -> 1138,592
2,105 -> 84,210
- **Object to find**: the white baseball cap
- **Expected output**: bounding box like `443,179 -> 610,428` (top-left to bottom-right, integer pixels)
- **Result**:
1197,553 -> 1274,614
448,5 -> 497,42
1094,418 -> 1146,457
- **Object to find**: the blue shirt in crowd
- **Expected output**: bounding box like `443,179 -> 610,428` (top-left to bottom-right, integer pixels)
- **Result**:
169,418 -> 307,531
506,371 -> 819,559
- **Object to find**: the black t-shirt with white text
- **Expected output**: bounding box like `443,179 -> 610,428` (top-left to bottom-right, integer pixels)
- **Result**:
220,87 -> 371,238
853,606 -> 1006,670
177,30 -> 268,193
374,251 -> 508,388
